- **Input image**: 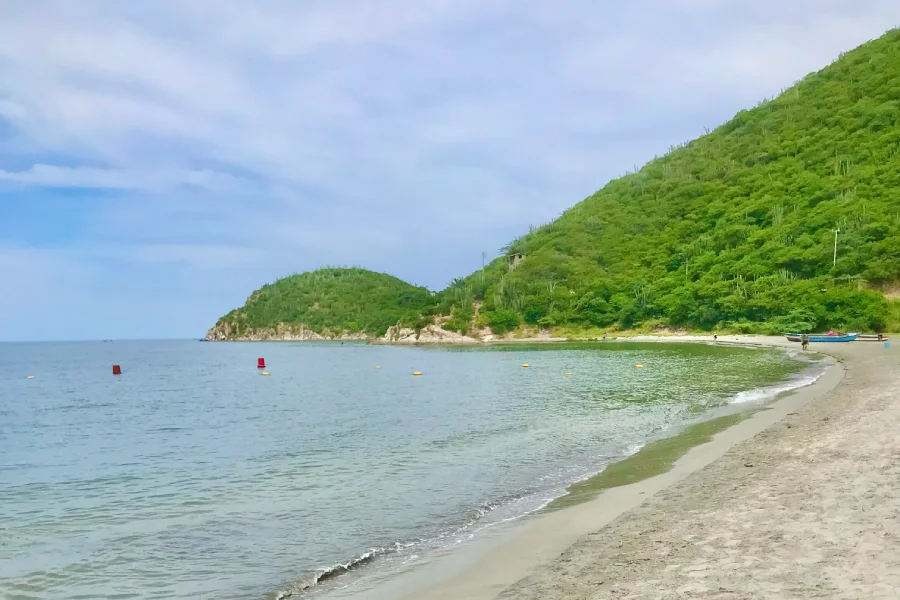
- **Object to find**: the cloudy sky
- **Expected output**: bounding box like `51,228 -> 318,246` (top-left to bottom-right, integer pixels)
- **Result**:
1,1 -> 898,341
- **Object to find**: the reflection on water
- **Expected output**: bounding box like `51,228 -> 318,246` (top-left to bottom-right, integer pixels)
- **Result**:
0,340 -> 818,599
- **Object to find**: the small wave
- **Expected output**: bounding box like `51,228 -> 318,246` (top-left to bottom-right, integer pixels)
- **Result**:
265,497 -> 520,598
460,500 -> 500,529
262,439 -> 689,597
624,442 -> 646,456
268,549 -> 383,599
730,370 -> 824,404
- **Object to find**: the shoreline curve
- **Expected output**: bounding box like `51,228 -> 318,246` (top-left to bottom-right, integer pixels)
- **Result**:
322,334 -> 875,600
451,335 -> 896,599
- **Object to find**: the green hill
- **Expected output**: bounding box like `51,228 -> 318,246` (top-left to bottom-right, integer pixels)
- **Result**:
206,268 -> 434,340
210,30 -> 900,340
437,28 -> 900,335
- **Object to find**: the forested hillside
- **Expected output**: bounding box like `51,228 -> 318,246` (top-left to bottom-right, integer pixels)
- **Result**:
436,28 -> 900,335
209,268 -> 434,338
210,30 -> 900,340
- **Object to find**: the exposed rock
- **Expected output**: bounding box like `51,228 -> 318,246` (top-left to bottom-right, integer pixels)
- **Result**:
206,320 -> 235,341
378,323 -> 483,344
205,320 -> 370,342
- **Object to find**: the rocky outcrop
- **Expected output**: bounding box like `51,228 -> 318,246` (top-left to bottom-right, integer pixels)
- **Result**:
205,307 -> 510,344
205,319 -> 237,341
377,323 -> 483,344
205,320 -> 370,342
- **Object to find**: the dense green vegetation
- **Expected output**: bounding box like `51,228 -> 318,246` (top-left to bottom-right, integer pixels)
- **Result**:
212,268 -> 434,337
437,29 -> 900,335
213,31 -> 899,338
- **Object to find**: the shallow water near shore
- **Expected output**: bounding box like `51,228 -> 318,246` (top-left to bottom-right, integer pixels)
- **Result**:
545,411 -> 750,511
0,340 -> 823,599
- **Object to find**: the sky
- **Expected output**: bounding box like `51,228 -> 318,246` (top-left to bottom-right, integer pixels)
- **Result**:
1,1 -> 899,341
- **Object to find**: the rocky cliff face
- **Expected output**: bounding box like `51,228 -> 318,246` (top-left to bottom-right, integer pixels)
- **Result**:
205,320 -> 369,342
377,322 -> 486,344
205,311 -> 495,344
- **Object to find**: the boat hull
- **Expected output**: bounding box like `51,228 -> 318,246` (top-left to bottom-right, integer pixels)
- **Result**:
807,333 -> 859,342
784,333 -> 859,343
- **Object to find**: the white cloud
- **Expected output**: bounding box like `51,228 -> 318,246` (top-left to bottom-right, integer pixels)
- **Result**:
3,1 -> 897,192
0,165 -> 259,193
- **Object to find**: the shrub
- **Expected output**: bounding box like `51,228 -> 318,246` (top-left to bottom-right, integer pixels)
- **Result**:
485,309 -> 522,335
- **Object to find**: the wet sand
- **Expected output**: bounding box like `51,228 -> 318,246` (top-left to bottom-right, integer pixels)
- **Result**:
400,336 -> 899,599
498,336 -> 900,599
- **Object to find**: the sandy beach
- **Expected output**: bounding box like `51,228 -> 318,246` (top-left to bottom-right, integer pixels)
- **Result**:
372,335 -> 898,600
501,335 -> 900,599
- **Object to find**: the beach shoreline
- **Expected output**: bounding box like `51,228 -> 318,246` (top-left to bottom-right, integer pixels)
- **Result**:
321,335 -> 897,600
485,336 -> 898,599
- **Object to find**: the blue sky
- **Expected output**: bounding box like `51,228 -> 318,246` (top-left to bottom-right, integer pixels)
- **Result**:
1,1 -> 899,341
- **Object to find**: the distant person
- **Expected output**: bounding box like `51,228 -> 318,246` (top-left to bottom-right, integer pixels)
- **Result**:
801,333 -> 809,351
713,333 -> 718,341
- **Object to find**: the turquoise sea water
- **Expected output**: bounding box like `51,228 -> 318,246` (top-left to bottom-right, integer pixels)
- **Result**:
0,341 -> 821,599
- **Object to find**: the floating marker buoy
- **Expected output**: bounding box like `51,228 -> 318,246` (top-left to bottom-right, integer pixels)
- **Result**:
565,372 -> 573,376
522,364 -> 530,368
636,364 -> 644,369
257,358 -> 266,369
261,371 -> 270,376
413,371 -> 422,376
112,365 -> 122,375
27,375 -> 35,379
376,366 -> 382,369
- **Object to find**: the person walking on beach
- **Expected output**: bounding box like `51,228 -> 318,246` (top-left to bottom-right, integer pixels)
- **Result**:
801,333 -> 809,351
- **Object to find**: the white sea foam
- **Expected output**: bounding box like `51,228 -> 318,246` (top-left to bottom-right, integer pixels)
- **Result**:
730,370 -> 825,404
624,442 -> 646,456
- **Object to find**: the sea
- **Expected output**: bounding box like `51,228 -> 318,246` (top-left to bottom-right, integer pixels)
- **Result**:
0,340 -> 825,599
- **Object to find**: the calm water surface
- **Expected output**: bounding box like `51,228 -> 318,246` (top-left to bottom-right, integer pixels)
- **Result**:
0,341 -> 821,599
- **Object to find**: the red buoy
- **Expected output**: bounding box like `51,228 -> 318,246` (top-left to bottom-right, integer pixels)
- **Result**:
257,358 -> 266,369
112,364 -> 122,375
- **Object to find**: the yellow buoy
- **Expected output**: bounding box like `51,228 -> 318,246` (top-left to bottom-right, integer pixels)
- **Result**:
375,366 -> 382,369
565,371 -> 573,376
413,371 -> 422,376
522,364 -> 530,368
27,375 -> 35,379
636,364 -> 644,369
261,371 -> 270,376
